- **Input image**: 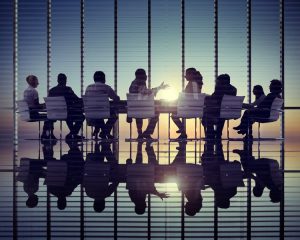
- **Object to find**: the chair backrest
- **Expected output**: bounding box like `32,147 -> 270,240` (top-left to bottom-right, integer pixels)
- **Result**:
219,161 -> 244,188
44,160 -> 68,186
268,98 -> 283,121
126,164 -> 155,190
219,95 -> 245,119
176,164 -> 204,190
83,161 -> 110,188
82,94 -> 110,120
44,96 -> 68,120
176,93 -> 207,118
17,100 -> 31,121
126,93 -> 155,118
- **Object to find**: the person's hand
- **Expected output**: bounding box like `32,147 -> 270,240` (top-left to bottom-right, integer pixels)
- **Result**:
158,192 -> 170,200
159,82 -> 169,90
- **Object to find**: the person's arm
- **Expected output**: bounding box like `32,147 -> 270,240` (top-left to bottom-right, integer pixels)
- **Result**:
108,86 -> 120,101
32,90 -> 45,109
150,187 -> 169,200
151,82 -> 169,96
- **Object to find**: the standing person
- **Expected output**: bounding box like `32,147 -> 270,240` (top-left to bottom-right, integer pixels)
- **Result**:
128,68 -> 168,139
48,73 -> 85,140
23,75 -> 56,139
234,80 -> 282,139
85,71 -> 120,139
171,68 -> 204,139
202,74 -> 237,139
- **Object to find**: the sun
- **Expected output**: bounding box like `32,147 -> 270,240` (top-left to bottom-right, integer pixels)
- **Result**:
157,87 -> 179,101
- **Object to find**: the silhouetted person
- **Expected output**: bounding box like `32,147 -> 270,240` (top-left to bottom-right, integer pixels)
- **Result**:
46,140 -> 84,210
18,160 -> 45,208
172,141 -> 204,216
84,142 -> 119,213
244,85 -> 266,109
23,75 -> 56,139
48,73 -> 85,140
234,85 -> 265,131
202,74 -> 237,139
128,68 -> 168,139
234,79 -> 282,139
85,71 -> 120,139
126,141 -> 168,214
172,68 -> 204,139
201,140 -> 242,209
233,141 -> 282,203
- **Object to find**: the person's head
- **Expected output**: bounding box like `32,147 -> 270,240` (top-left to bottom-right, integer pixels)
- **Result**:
135,68 -> 147,81
269,79 -> 282,95
253,85 -> 264,97
135,201 -> 146,215
126,158 -> 133,165
216,74 -> 230,85
216,196 -> 230,209
253,185 -> 264,197
185,68 -> 197,81
93,199 -> 105,213
94,71 -> 106,83
26,75 -> 39,88
57,73 -> 67,86
57,197 -> 67,210
269,188 -> 282,203
185,200 -> 202,216
26,194 -> 39,208
195,71 -> 203,85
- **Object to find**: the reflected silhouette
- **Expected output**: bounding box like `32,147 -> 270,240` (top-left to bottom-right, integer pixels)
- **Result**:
17,140 -> 57,208
126,142 -> 168,215
45,140 -> 84,210
172,141 -> 204,216
84,142 -> 119,212
202,140 -> 244,209
17,138 -> 283,216
234,141 -> 282,203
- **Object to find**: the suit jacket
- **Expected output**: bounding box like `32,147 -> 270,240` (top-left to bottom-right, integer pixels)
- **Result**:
204,83 -> 237,118
48,85 -> 83,113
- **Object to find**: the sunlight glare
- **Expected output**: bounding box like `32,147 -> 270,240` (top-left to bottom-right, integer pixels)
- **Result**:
157,87 -> 179,101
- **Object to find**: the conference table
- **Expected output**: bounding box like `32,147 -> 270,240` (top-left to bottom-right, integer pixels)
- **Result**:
110,99 -> 178,114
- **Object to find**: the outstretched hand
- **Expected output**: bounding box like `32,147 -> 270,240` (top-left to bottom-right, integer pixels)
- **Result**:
159,82 -> 169,90
158,192 -> 170,200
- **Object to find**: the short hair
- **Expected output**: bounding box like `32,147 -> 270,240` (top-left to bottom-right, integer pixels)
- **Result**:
94,71 -> 106,83
185,201 -> 202,216
57,73 -> 67,85
253,185 -> 264,197
135,68 -> 146,76
93,199 -> 105,213
269,188 -> 282,203
135,202 -> 146,215
26,75 -> 38,86
57,197 -> 66,210
217,74 -> 230,85
26,194 -> 39,208
270,79 -> 282,94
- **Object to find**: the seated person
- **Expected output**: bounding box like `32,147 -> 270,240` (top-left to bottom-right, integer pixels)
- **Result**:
234,79 -> 282,139
242,85 -> 265,109
48,73 -> 85,140
202,74 -> 237,139
171,68 -> 204,139
23,75 -> 55,139
233,141 -> 282,203
85,71 -> 120,139
128,68 -> 168,139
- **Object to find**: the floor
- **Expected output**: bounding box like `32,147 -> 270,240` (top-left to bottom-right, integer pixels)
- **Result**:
0,135 -> 299,240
